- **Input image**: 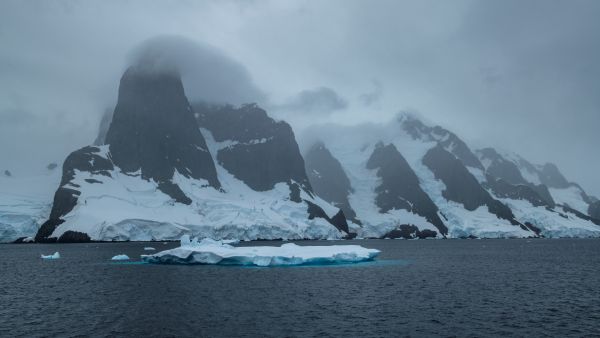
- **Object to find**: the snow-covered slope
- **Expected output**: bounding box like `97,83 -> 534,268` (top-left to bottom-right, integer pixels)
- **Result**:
476,147 -> 598,224
302,113 -> 600,238
0,169 -> 60,242
41,144 -> 344,241
34,66 -> 348,242
302,115 -> 532,238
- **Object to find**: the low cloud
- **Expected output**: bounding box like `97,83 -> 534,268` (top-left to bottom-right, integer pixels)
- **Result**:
359,80 -> 383,106
277,86 -> 348,115
129,36 -> 266,105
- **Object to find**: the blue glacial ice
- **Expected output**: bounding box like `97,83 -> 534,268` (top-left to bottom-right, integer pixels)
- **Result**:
41,252 -> 60,260
111,254 -> 130,261
141,235 -> 380,267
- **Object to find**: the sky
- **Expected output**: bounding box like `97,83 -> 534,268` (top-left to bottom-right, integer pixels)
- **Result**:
0,0 -> 599,196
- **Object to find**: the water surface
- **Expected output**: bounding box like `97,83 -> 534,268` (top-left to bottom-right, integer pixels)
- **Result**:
1,239 -> 599,337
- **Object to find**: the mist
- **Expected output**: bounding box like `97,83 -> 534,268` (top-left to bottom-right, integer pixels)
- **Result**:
1,0 -> 599,196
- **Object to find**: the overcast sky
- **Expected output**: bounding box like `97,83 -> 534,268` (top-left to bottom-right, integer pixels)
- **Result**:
1,0 -> 599,195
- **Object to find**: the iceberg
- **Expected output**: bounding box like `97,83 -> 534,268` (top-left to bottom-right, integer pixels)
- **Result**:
41,252 -> 60,260
141,236 -> 380,267
111,254 -> 130,261
143,247 -> 156,251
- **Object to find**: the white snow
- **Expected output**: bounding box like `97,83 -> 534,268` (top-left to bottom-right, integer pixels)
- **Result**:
549,186 -> 590,215
111,254 -> 130,261
0,170 -> 61,242
47,130 -> 346,241
141,236 -> 380,266
303,120 -> 531,239
495,149 -> 542,185
499,197 -> 600,238
41,252 -> 60,259
143,247 -> 156,251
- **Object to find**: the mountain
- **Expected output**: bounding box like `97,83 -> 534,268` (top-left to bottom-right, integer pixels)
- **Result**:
34,67 -> 349,242
366,142 -> 447,237
3,67 -> 598,242
302,113 -> 600,238
304,142 -> 357,223
476,147 -> 597,218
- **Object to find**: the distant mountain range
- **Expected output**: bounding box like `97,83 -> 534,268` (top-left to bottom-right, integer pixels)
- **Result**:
2,65 -> 599,242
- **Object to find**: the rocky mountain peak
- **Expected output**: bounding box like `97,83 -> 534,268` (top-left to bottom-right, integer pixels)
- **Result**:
105,66 -> 221,202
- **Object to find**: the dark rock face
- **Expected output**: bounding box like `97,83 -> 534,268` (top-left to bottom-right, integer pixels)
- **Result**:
530,184 -> 556,207
58,231 -> 91,243
195,103 -> 348,233
305,201 -> 350,235
561,205 -> 600,226
423,145 -> 520,226
477,148 -> 527,185
383,224 -> 437,239
304,142 -> 357,222
483,175 -> 549,207
105,67 -> 221,202
367,143 -> 448,236
538,163 -> 570,189
589,201 -> 600,220
401,115 -> 483,170
194,102 -> 311,193
476,148 -> 556,207
35,146 -> 113,242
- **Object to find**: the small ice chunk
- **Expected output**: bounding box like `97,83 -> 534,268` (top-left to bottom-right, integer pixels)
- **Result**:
41,252 -> 60,260
180,234 -> 191,247
111,254 -> 130,261
144,247 -> 156,251
142,236 -> 380,266
22,237 -> 34,243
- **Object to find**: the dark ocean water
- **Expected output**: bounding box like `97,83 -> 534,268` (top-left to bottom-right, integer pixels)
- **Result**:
1,239 -> 600,337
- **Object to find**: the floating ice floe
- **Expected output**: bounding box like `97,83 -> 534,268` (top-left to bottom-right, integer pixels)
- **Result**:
141,235 -> 380,267
143,247 -> 155,251
41,252 -> 60,260
111,254 -> 130,261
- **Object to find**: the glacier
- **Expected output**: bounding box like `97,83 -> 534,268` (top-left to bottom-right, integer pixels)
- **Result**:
141,236 -> 380,266
0,170 -> 60,243
45,140 -> 347,242
301,115 -> 600,239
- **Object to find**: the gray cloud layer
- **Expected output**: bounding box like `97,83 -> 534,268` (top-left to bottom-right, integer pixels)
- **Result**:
1,0 -> 599,196
276,87 -> 348,114
130,36 -> 265,105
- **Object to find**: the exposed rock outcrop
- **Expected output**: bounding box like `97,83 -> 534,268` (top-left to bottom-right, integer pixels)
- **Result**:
304,142 -> 358,222
106,67 -> 221,201
422,145 -> 523,228
194,102 -> 310,192
367,143 -> 447,236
